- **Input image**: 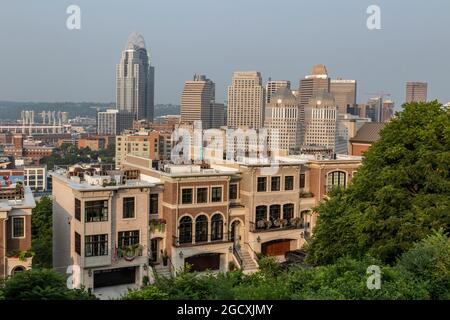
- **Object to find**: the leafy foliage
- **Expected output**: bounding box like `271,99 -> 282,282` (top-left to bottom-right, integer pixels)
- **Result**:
306,101 -> 450,265
1,269 -> 96,300
31,196 -> 53,268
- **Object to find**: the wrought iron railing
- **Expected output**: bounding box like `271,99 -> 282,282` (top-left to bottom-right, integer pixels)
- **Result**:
249,219 -> 304,233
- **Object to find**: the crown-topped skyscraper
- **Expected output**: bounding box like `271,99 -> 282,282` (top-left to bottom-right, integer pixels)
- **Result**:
116,32 -> 155,121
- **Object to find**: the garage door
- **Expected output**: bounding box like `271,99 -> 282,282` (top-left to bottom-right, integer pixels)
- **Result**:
185,253 -> 220,272
93,267 -> 136,288
261,240 -> 291,256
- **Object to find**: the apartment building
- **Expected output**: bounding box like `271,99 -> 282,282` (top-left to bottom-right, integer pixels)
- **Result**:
0,184 -> 35,278
52,164 -> 161,290
115,130 -> 161,168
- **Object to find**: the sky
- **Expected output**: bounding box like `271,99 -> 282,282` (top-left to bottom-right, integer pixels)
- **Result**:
0,0 -> 449,108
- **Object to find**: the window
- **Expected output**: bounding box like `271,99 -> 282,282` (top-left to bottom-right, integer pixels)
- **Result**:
195,215 -> 208,243
123,197 -> 135,219
285,176 -> 294,191
150,194 -> 158,215
85,234 -> 108,257
181,189 -> 193,204
255,206 -> 267,224
196,188 -> 208,203
85,200 -> 108,222
179,216 -> 192,244
118,230 -> 140,247
211,214 -> 223,241
327,171 -> 346,190
283,204 -> 294,221
12,217 -> 24,238
229,184 -> 238,200
269,205 -> 281,221
300,173 -> 306,189
211,187 -> 222,202
271,177 -> 280,191
75,232 -> 81,255
257,177 -> 267,192
75,199 -> 81,221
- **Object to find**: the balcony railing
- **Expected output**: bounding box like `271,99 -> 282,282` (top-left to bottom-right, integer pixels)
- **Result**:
250,219 -> 304,233
172,233 -> 232,247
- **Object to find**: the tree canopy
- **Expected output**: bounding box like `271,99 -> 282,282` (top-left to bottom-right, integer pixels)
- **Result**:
306,101 -> 450,265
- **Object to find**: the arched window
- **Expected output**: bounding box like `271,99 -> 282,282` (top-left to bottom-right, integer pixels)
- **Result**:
195,215 -> 208,243
327,171 -> 346,191
211,214 -> 223,241
12,266 -> 25,275
255,206 -> 267,229
283,204 -> 294,220
179,216 -> 192,244
269,205 -> 281,221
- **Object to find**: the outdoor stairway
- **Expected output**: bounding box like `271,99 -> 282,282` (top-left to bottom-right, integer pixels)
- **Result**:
240,249 -> 258,273
153,263 -> 172,278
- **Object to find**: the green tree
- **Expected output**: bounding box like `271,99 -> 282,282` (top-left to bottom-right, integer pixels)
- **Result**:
307,101 -> 450,265
31,196 -> 53,268
2,269 -> 96,300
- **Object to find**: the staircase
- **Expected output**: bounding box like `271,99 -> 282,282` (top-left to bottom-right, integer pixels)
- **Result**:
153,263 -> 172,278
239,249 -> 258,273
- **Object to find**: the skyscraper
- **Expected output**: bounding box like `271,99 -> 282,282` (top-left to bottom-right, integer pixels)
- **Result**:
97,109 -> 135,135
406,82 -> 427,103
330,79 -> 357,114
116,33 -> 155,122
227,71 -> 265,129
303,90 -> 339,153
180,74 -> 224,129
299,65 -> 330,108
264,87 -> 301,153
366,97 -> 383,122
381,99 -> 395,122
266,80 -> 291,104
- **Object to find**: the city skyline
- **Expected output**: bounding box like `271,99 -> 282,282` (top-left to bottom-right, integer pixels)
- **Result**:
0,1 -> 449,107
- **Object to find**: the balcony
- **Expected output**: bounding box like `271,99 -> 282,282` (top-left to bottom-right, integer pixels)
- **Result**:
172,233 -> 232,247
250,218 -> 304,233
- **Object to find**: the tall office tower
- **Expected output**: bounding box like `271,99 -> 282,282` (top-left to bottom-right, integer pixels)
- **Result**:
381,99 -> 395,122
330,79 -> 357,114
209,102 -> 226,128
116,32 -> 155,122
180,74 -> 217,129
406,82 -> 428,102
227,71 -> 265,129
303,90 -> 339,153
299,64 -> 330,107
406,82 -> 428,103
266,79 -> 291,104
298,65 -> 331,132
264,87 -> 301,153
366,97 -> 383,122
97,109 -> 135,135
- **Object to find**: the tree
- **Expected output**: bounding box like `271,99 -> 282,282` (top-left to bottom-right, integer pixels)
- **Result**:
2,269 -> 96,300
31,197 -> 53,268
306,101 -> 450,265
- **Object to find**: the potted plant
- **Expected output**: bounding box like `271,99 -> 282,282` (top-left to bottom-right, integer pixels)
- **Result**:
161,249 -> 169,266
273,218 -> 281,227
279,218 -> 287,227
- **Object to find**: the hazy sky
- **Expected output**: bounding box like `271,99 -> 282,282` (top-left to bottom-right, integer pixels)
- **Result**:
0,0 -> 449,107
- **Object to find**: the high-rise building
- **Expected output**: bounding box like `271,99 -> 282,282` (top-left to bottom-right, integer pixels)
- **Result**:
406,82 -> 427,103
330,79 -> 357,114
303,90 -> 339,153
116,33 -> 155,121
180,74 -> 224,129
264,87 -> 301,153
381,99 -> 395,122
299,65 -> 330,108
266,80 -> 291,104
227,71 -> 265,129
366,97 -> 383,122
97,109 -> 135,135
